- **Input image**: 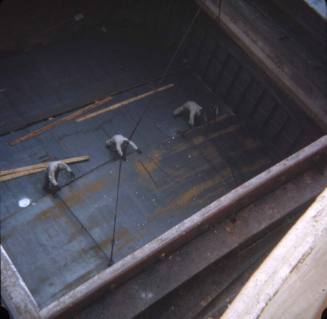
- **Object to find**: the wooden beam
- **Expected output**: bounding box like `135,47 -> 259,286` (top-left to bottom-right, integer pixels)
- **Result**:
221,188 -> 327,319
0,168 -> 45,182
0,155 -> 90,182
197,0 -> 327,132
9,96 -> 112,146
1,246 -> 41,319
76,84 -> 175,122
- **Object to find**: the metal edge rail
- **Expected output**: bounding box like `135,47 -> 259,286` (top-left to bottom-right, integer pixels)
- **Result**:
36,135 -> 327,319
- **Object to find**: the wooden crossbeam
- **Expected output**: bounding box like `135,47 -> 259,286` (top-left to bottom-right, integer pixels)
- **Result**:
0,168 -> 45,182
9,96 -> 112,146
0,156 -> 90,182
76,83 -> 175,122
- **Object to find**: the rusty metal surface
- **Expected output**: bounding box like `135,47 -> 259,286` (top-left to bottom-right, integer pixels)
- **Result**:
2,62 -> 324,314
39,136 -> 327,319
1,2 -> 324,316
1,195 -> 109,308
1,69 -> 274,310
58,110 -> 272,264
70,160 -> 327,319
0,72 -> 217,219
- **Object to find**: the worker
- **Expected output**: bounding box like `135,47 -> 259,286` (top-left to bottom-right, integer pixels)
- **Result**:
106,134 -> 142,161
173,101 -> 204,126
174,101 -> 221,128
45,160 -> 75,192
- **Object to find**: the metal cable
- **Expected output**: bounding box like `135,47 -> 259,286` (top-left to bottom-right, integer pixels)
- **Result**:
108,159 -> 123,265
128,6 -> 202,141
108,5 -> 202,266
57,194 -> 111,262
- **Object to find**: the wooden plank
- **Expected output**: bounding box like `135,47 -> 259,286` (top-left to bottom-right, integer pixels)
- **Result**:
75,84 -> 175,122
39,136 -> 327,319
0,168 -> 45,182
0,155 -> 90,182
263,238 -> 327,319
9,96 -> 112,146
197,0 -> 327,132
221,188 -> 327,319
0,155 -> 90,176
1,246 -> 41,319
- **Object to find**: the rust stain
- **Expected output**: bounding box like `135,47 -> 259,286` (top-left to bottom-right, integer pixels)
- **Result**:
3,201 -> 75,242
165,143 -> 226,183
134,126 -> 239,185
99,236 -> 112,249
34,202 -> 67,222
99,226 -> 135,254
148,170 -> 231,222
200,140 -> 222,159
135,161 -> 150,180
63,177 -> 108,207
143,150 -> 162,173
2,178 -> 107,242
168,140 -> 191,154
0,197 -> 66,225
191,125 -> 240,145
134,150 -> 162,176
115,227 -> 136,252
155,124 -> 240,158
11,202 -> 67,239
151,149 -> 162,161
192,135 -> 206,144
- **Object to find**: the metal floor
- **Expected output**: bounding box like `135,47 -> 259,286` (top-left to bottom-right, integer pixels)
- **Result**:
0,22 -> 274,310
0,25 -> 173,135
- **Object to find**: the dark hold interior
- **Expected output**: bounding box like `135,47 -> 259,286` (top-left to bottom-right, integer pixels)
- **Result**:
0,0 -> 323,309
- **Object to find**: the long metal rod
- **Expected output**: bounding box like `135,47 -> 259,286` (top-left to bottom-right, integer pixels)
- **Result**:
40,135 -> 327,319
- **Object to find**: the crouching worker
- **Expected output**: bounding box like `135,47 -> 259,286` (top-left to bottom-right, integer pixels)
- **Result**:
44,160 -> 75,193
174,101 -> 221,130
106,134 -> 142,161
173,101 -> 204,127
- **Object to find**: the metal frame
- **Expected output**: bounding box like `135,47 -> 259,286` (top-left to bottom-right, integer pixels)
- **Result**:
196,0 -> 327,132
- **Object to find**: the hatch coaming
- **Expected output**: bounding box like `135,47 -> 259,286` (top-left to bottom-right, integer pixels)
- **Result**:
0,0 -> 325,317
